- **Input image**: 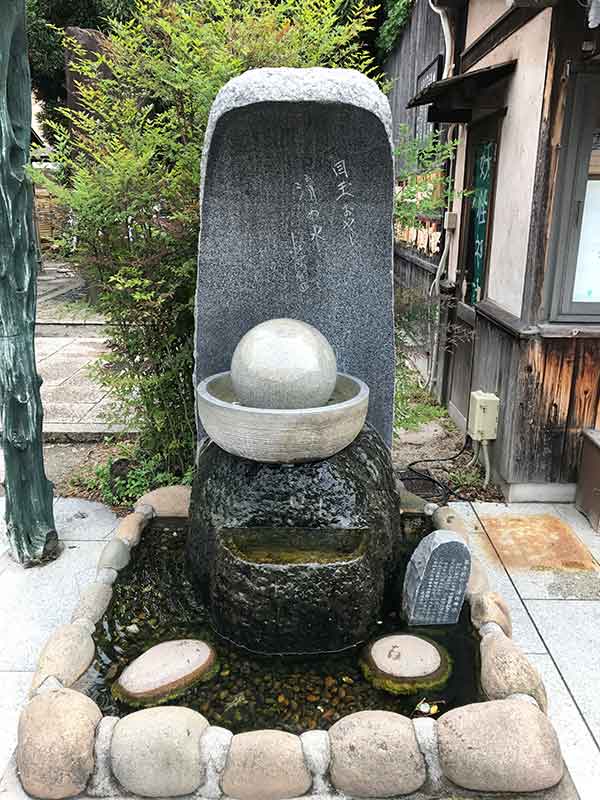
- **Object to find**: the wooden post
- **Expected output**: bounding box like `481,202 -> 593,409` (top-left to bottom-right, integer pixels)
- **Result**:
0,0 -> 58,565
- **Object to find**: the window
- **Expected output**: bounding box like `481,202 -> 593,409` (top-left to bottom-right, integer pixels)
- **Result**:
551,72 -> 600,320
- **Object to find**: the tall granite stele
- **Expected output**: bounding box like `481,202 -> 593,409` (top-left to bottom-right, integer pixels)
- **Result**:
189,69 -> 399,655
194,67 -> 396,446
0,0 -> 58,565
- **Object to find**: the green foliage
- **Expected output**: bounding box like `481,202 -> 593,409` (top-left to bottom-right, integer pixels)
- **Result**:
76,448 -> 193,507
38,0 -> 381,475
376,0 -> 413,57
394,354 -> 446,433
26,0 -> 137,138
394,123 -> 460,229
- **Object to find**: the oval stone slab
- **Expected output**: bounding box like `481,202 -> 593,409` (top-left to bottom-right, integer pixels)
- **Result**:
361,634 -> 451,695
371,634 -> 441,677
114,639 -> 217,705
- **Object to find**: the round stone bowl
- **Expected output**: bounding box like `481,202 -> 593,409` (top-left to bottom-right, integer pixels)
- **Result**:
197,371 -> 369,463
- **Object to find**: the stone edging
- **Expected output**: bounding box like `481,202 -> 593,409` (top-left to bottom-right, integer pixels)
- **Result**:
12,494 -> 565,799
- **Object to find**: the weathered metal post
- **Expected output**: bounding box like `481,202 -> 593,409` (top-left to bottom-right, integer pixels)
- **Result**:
0,0 -> 58,565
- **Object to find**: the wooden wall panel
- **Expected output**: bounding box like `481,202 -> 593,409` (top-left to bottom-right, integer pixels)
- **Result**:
561,340 -> 600,482
383,0 -> 445,152
471,315 -> 518,480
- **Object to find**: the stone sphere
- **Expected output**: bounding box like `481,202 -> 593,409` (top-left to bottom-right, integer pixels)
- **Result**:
231,319 -> 337,409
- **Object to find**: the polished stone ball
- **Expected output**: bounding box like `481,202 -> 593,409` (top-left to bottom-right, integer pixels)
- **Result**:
231,319 -> 337,409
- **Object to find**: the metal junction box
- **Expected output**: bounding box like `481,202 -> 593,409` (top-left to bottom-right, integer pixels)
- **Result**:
467,391 -> 500,442
576,429 -> 600,532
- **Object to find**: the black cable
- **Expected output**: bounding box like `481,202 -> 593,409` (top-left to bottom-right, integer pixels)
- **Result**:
403,438 -> 472,504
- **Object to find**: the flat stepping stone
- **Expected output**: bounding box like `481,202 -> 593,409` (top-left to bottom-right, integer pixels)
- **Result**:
360,634 -> 451,695
113,639 -> 218,706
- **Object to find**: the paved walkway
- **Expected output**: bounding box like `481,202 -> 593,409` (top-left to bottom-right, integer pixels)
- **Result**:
1,498 -> 599,798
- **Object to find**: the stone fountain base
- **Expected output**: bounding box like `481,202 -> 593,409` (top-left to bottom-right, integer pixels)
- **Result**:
187,425 -> 404,654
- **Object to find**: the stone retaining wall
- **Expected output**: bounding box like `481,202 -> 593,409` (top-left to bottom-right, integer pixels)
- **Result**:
11,490 -> 565,799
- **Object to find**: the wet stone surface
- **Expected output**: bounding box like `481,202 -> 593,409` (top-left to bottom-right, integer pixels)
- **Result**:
89,523 -> 483,735
188,425 -> 403,654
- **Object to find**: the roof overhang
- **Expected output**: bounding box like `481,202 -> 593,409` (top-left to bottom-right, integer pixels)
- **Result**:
406,60 -> 517,123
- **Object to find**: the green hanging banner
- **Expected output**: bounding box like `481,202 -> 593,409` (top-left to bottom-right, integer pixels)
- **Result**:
469,140 -> 495,305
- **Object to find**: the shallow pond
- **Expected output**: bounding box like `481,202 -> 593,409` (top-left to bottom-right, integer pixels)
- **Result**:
89,524 -> 483,734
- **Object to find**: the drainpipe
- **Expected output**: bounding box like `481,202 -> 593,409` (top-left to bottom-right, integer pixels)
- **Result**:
428,0 -> 455,79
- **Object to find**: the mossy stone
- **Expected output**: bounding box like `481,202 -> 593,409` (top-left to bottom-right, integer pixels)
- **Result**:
360,634 -> 452,695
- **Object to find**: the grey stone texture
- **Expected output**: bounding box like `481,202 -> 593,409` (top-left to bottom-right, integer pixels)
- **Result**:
97,537 -> 130,571
96,567 -> 118,585
70,582 -> 112,624
480,628 -> 548,711
403,529 -> 471,625
87,716 -> 120,797
17,688 -> 102,799
198,726 -> 233,799
31,623 -> 95,693
437,698 -> 563,792
412,717 -> 444,792
194,67 -> 395,446
328,710 -> 426,797
470,590 -> 513,637
114,639 -> 217,705
189,426 -> 401,655
110,706 -> 209,797
300,729 -> 331,779
221,730 -> 312,800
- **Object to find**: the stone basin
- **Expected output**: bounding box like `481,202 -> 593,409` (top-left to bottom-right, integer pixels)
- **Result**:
196,371 -> 369,463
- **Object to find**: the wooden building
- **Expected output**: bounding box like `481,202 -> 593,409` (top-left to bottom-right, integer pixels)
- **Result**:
386,0 -> 600,501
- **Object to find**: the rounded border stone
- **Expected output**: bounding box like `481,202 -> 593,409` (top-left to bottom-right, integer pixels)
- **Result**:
221,730 -> 312,800
17,688 -> 102,800
110,706 -> 209,797
437,698 -> 563,792
329,710 -> 426,797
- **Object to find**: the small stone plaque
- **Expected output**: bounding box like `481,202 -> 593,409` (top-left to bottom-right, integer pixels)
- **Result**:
194,67 -> 395,446
403,530 -> 471,626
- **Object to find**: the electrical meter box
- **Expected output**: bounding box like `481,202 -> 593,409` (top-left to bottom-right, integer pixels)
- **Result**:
467,391 -> 499,441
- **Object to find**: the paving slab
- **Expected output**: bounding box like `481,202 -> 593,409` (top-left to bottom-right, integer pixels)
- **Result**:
34,337 -> 71,361
0,538 -> 104,670
42,376 -> 107,405
529,653 -> 600,800
0,673 -> 32,780
37,353 -> 92,387
527,600 -> 600,747
467,529 -> 547,654
474,502 -> 600,600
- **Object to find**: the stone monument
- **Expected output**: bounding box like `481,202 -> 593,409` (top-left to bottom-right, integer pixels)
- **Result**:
189,68 -> 401,654
403,530 -> 471,626
194,67 -> 395,446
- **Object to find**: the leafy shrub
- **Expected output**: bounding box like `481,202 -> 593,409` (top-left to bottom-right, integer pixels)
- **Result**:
376,0 -> 414,57
75,448 -> 193,507
37,0 -> 381,475
394,123 -> 460,229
